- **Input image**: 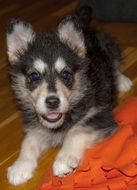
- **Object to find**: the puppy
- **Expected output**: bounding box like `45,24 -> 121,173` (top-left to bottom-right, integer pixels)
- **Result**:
6,7 -> 132,185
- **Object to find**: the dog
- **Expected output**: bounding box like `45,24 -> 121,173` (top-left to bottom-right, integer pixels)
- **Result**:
6,7 -> 132,185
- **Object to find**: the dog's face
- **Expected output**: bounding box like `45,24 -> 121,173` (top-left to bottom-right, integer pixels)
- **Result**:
7,17 -> 88,129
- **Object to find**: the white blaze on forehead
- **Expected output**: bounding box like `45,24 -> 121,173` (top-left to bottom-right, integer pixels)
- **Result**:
55,57 -> 66,72
34,59 -> 47,73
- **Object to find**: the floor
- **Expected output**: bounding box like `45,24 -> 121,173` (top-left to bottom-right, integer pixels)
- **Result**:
0,1 -> 137,190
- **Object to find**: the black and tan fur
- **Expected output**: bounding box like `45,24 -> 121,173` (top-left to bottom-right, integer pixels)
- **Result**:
6,7 -> 132,185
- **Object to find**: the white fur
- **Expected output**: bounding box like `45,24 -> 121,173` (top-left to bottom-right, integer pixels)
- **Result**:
7,128 -> 50,185
55,57 -> 66,72
7,21 -> 35,62
34,59 -> 47,73
56,84 -> 69,114
7,123 -> 100,184
7,158 -> 37,186
35,83 -> 49,113
53,126 -> 99,177
116,72 -> 132,92
58,21 -> 85,57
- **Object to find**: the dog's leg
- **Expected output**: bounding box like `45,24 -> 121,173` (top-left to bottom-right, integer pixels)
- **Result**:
116,71 -> 132,92
53,109 -> 117,177
53,126 -> 100,177
7,127 -> 51,186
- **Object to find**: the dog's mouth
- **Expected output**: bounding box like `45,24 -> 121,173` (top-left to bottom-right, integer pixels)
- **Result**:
41,112 -> 63,123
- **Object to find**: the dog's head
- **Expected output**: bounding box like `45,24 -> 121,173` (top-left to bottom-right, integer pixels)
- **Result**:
7,17 -> 89,129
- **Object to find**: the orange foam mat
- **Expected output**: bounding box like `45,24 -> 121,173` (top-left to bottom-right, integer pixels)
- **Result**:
37,97 -> 137,190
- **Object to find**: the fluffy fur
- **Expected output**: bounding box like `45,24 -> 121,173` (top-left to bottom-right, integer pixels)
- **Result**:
6,7 -> 132,185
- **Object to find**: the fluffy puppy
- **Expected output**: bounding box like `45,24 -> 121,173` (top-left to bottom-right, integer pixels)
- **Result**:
6,8 -> 132,186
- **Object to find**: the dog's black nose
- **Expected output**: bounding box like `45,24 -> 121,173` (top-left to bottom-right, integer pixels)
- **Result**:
46,96 -> 60,109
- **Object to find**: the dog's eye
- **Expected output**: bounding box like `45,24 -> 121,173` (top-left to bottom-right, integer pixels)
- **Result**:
28,72 -> 41,82
61,70 -> 72,80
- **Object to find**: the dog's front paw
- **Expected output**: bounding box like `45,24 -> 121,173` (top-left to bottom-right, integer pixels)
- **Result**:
53,153 -> 80,177
7,159 -> 37,186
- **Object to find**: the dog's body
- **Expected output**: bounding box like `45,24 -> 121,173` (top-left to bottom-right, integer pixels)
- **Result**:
6,8 -> 132,185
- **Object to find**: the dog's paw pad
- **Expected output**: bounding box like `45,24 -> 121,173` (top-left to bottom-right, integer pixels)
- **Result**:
117,74 -> 132,92
53,155 -> 79,177
7,159 -> 37,186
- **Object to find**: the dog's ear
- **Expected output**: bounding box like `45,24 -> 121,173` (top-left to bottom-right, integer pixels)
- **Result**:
6,19 -> 35,63
58,16 -> 86,58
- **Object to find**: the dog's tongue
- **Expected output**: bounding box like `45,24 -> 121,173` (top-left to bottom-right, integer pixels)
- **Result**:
46,113 -> 60,120
42,112 -> 62,122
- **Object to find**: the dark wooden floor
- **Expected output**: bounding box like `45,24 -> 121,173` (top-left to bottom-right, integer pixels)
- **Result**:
0,1 -> 137,190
